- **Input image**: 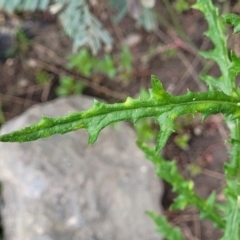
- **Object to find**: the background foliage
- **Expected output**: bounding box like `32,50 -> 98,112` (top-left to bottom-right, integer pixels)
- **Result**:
0,0 -> 157,54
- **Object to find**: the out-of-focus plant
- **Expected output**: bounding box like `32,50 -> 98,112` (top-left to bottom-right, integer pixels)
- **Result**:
0,0 -> 113,54
174,0 -> 192,13
0,0 -> 159,54
174,133 -> 190,150
15,29 -> 31,53
68,46 -> 132,81
108,0 -> 158,31
35,70 -> 51,85
55,76 -> 85,96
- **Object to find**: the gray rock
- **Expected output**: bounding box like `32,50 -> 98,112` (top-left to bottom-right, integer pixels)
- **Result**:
0,96 -> 163,240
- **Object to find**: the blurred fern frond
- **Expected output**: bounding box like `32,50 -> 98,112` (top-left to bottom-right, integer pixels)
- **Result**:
0,0 -> 113,54
108,0 -> 158,31
0,0 -> 157,53
0,0 -> 49,12
139,6 -> 158,32
57,0 -> 113,54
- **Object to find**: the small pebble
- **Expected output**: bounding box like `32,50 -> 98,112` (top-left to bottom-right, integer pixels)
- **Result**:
123,33 -> 142,47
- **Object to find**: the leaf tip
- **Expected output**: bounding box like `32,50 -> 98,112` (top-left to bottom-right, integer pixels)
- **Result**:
149,75 -> 170,100
124,96 -> 134,106
92,99 -> 105,108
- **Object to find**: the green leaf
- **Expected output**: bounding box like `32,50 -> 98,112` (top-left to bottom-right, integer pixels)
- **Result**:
68,49 -> 94,76
149,75 -> 171,99
120,45 -> 132,71
146,211 -> 184,240
1,76 -> 240,155
74,82 -> 85,95
230,51 -> 240,75
55,76 -> 74,96
95,54 -> 116,79
156,113 -> 175,152
174,133 -> 190,150
174,0 -> 191,13
222,138 -> 240,239
222,13 -> 240,34
199,192 -> 216,219
137,141 -> 225,228
221,179 -> 240,240
192,0 -> 234,94
171,194 -> 192,211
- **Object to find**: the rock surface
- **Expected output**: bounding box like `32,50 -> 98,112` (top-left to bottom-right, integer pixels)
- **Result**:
0,96 -> 163,240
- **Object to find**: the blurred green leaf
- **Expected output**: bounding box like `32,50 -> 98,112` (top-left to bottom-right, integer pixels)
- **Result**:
95,54 -> 116,79
230,51 -> 240,74
222,13 -> 240,34
120,45 -> 132,71
68,49 -> 94,76
174,133 -> 190,150
174,0 -> 191,13
56,76 -> 85,96
146,211 -> 183,240
193,0 -> 234,94
35,71 -> 50,85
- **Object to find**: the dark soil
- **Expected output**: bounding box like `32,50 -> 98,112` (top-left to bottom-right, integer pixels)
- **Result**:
0,1 -> 239,239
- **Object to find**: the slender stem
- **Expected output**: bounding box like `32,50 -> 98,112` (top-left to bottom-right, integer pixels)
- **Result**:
234,119 -> 240,193
193,195 -> 225,228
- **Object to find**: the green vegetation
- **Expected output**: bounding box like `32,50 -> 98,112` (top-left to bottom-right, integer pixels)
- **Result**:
35,70 -> 51,85
68,49 -> 116,79
68,46 -> 132,81
1,0 -> 240,239
55,76 -> 85,96
174,0 -> 192,13
15,29 -> 31,54
0,0 -> 158,54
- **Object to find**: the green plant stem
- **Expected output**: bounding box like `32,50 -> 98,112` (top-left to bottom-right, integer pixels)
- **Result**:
191,196 -> 225,228
233,119 -> 240,192
138,141 -> 225,229
1,85 -> 240,147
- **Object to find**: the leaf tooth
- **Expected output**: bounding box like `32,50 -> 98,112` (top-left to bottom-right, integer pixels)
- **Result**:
92,99 -> 106,109
155,114 -> 175,153
199,49 -> 216,60
201,112 -> 211,122
39,116 -> 55,127
124,96 -> 134,106
192,1 -> 202,10
229,113 -> 240,120
150,75 -> 171,100
87,115 -> 113,144
93,99 -> 101,107
186,89 -> 194,96
87,127 -> 99,145
131,116 -> 139,124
